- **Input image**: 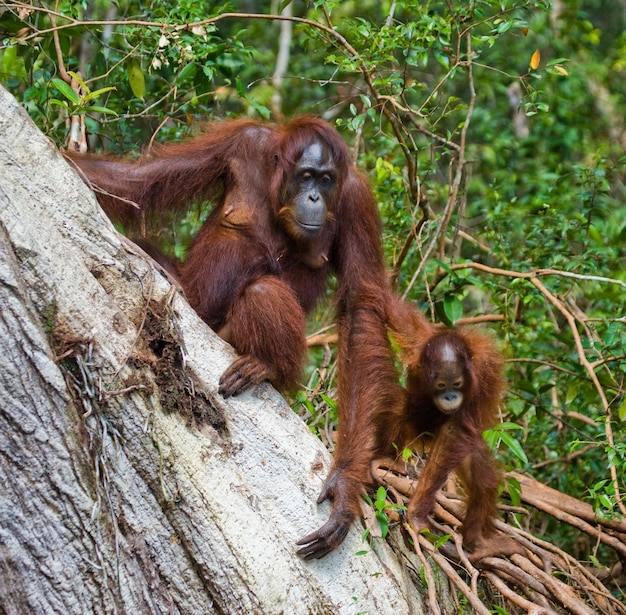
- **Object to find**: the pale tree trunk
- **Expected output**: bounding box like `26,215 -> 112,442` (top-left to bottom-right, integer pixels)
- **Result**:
0,85 -> 426,614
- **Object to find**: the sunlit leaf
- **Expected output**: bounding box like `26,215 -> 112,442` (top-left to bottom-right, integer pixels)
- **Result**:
88,105 -> 118,116
589,555 -> 602,569
599,494 -> 613,509
530,49 -> 541,70
320,393 -> 337,411
434,534 -> 452,549
497,422 -> 525,432
82,86 -> 116,104
565,385 -> 578,405
249,101 -> 270,120
67,71 -> 89,94
1,45 -> 27,78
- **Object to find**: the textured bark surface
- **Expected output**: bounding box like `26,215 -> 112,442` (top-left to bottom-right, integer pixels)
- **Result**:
0,85 -> 425,615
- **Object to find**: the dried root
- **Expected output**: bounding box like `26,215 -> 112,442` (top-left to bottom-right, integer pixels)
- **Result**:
371,458 -> 626,615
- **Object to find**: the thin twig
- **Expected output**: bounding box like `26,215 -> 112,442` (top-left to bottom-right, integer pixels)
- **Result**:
401,34 -> 477,299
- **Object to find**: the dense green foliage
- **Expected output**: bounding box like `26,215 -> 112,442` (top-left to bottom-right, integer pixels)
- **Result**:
2,0 -> 624,567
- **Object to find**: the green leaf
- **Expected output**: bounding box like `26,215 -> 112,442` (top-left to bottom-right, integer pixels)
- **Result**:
249,101 -> 271,120
88,106 -> 118,116
433,49 -> 449,69
591,479 -> 609,493
1,45 -> 26,78
598,494 -> 613,509
433,258 -> 457,278
498,431 -> 528,464
52,78 -> 80,104
178,62 -> 197,82
588,555 -> 602,569
320,393 -> 337,411
442,294 -> 463,325
505,476 -> 522,507
49,98 -> 69,110
618,398 -> 626,422
565,385 -> 578,405
235,78 -> 247,98
82,86 -> 116,104
375,511 -> 389,538
483,428 -> 497,449
497,422 -> 525,431
419,528 -> 439,541
67,71 -> 88,90
127,60 -> 145,100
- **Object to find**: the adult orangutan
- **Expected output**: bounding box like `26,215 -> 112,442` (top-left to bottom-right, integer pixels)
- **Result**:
297,300 -> 520,560
66,116 -> 397,397
66,116 -> 402,550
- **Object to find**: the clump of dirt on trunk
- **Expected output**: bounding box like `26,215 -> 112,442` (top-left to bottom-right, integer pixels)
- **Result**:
138,299 -> 227,435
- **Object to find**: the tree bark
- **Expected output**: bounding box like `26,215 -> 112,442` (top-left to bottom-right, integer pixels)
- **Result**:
0,85 -> 425,614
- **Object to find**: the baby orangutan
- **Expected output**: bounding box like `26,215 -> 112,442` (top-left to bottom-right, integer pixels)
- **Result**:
298,301 -> 521,560
383,304 -> 522,560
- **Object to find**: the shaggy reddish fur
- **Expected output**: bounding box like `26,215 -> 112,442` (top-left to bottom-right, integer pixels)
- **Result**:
67,119 -> 403,543
298,297 -> 518,559
388,301 -> 505,547
66,116 -> 392,396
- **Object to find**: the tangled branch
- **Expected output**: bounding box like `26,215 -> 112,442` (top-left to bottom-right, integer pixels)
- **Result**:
372,459 -> 626,614
446,261 -> 626,516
